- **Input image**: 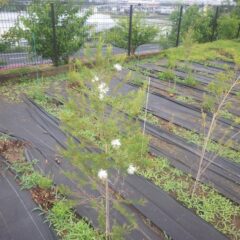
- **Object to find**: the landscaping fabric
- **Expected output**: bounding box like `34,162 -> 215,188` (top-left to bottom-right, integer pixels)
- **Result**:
111,76 -> 240,151
0,97 -> 229,240
0,157 -> 57,240
46,77 -> 240,204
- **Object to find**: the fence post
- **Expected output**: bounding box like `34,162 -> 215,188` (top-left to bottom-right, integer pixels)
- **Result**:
128,5 -> 133,56
50,2 -> 58,66
236,23 -> 240,39
211,6 -> 219,42
176,5 -> 183,47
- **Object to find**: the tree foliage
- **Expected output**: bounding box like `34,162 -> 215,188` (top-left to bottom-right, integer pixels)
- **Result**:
162,4 -> 240,49
106,13 -> 158,54
171,6 -> 214,44
3,0 -> 91,65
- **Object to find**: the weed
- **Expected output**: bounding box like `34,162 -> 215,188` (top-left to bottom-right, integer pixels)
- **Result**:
158,70 -> 175,81
139,156 -> 240,239
47,200 -> 102,239
0,73 -> 66,102
173,127 -> 240,164
11,160 -> 53,189
176,95 -> 196,105
139,111 -> 159,125
184,73 -> 197,86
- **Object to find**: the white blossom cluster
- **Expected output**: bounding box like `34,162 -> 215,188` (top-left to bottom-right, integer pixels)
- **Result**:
96,63 -> 136,181
98,138 -> 137,180
98,82 -> 109,100
114,64 -> 122,72
92,75 -> 99,83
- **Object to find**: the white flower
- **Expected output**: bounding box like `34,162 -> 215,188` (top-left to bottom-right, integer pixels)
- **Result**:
111,139 -> 121,149
114,64 -> 122,72
127,164 -> 136,175
92,75 -> 99,83
98,82 -> 109,94
98,82 -> 109,100
99,93 -> 104,100
98,169 -> 108,180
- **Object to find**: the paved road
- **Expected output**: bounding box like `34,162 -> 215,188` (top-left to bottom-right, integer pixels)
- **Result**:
0,43 -> 160,69
73,43 -> 161,57
0,52 -> 51,69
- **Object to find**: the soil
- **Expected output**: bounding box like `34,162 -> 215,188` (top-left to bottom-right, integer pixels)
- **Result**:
0,139 -> 25,163
0,137 -> 57,211
30,187 -> 56,211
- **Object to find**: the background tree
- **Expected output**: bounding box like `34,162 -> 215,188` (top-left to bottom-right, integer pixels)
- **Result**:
106,13 -> 158,55
3,0 -> 91,65
218,14 -> 239,39
161,4 -> 240,49
171,6 -> 213,44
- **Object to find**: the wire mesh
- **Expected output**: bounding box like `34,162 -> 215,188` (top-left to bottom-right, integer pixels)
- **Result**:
0,4 -> 51,70
0,2 -> 239,70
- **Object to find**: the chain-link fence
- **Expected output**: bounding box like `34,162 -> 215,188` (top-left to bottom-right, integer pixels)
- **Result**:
0,2 -> 239,70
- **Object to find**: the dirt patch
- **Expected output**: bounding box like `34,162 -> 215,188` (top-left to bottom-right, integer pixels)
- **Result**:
30,187 -> 56,211
0,139 -> 25,163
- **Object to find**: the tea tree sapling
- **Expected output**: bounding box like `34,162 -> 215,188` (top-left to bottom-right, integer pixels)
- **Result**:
60,43 -> 149,239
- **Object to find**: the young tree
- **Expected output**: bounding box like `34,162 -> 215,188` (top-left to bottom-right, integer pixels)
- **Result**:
170,5 -> 214,44
3,0 -> 91,65
106,13 -> 158,55
218,14 -> 239,39
60,42 -> 149,239
193,64 -> 240,195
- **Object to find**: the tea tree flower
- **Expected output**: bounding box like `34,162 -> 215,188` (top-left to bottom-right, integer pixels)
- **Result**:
111,139 -> 121,149
98,82 -> 109,100
98,169 -> 108,180
114,64 -> 122,71
92,75 -> 99,82
98,82 -> 109,94
127,164 -> 136,175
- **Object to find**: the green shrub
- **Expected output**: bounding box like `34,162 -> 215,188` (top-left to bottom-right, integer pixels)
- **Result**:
47,200 -> 100,239
218,14 -> 239,39
106,13 -> 158,54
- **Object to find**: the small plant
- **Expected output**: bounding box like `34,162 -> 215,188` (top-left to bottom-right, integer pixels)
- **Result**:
139,111 -> 159,125
11,160 -> 53,190
158,70 -> 175,81
139,156 -> 240,239
167,87 -> 177,95
184,73 -> 197,86
176,95 -> 196,104
47,200 -> 101,239
193,68 -> 240,194
20,172 -> 53,190
173,127 -> 240,164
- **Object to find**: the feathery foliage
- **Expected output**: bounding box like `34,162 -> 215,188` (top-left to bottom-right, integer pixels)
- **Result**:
60,41 -> 149,238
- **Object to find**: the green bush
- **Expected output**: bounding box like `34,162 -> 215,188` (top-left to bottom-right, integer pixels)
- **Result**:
3,0 -> 91,65
0,41 -> 9,52
218,14 -> 239,39
106,13 -> 158,54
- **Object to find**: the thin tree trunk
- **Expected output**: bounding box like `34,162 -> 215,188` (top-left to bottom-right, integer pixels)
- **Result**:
105,178 -> 110,239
